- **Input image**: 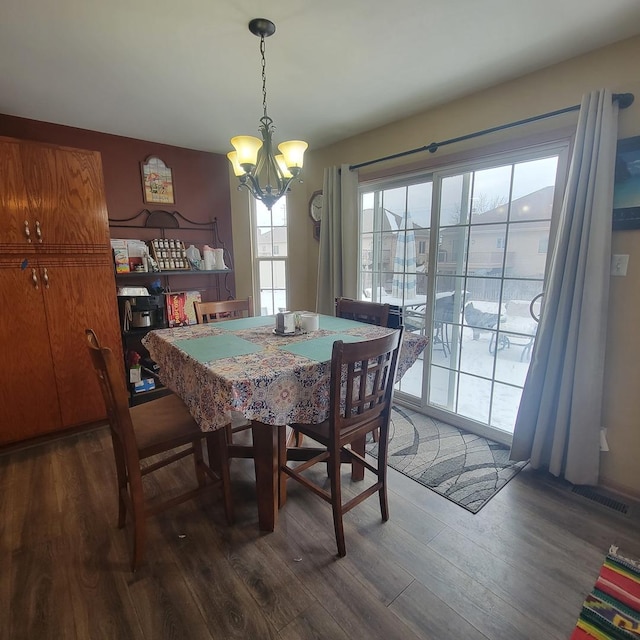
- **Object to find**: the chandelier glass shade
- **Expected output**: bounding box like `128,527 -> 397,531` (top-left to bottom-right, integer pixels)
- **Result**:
228,19 -> 308,211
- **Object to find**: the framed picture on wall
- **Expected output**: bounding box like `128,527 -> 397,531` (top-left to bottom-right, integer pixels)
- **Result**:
141,156 -> 175,204
612,135 -> 640,230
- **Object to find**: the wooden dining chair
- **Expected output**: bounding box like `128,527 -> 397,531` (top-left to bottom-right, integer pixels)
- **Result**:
282,327 -> 403,557
85,329 -> 233,571
335,297 -> 392,443
193,297 -> 254,445
290,297 -> 393,448
194,296 -> 254,324
335,297 -> 390,327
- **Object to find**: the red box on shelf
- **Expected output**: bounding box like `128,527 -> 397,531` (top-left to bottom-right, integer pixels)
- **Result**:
165,291 -> 201,327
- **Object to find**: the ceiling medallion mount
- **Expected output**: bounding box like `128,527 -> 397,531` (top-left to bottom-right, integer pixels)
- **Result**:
227,18 -> 308,211
248,18 -> 276,39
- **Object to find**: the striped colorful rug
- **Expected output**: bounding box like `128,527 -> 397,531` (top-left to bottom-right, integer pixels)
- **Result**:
570,546 -> 640,639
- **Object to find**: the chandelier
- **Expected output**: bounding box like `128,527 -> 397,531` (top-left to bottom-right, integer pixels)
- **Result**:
228,18 -> 308,211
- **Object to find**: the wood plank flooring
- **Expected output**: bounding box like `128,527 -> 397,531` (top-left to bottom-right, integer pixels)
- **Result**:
1,425 -> 639,639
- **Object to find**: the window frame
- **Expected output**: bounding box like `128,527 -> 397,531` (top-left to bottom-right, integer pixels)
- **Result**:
251,197 -> 289,315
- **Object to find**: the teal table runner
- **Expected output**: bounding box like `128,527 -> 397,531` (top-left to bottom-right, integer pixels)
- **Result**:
279,333 -> 360,362
318,315 -> 369,331
175,334 -> 263,362
213,315 -> 274,331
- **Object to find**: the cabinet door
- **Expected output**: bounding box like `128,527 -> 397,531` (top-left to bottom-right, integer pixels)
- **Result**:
0,139 -> 32,250
42,256 -> 123,427
0,258 -> 62,445
20,143 -> 110,251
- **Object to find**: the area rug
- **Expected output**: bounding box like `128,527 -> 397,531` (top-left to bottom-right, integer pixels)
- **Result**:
366,406 -> 527,513
570,545 -> 640,639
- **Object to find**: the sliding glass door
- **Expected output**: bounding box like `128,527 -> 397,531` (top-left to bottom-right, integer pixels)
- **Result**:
359,144 -> 567,442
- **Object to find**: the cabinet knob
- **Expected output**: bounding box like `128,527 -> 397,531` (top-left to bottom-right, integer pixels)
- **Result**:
42,267 -> 49,289
31,267 -> 39,290
35,220 -> 43,243
24,220 -> 32,243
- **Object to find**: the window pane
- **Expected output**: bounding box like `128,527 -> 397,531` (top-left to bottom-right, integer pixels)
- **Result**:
468,223 -> 506,277
360,193 -> 374,233
259,261 -> 273,288
382,187 -> 406,215
512,156 -> 558,202
437,226 -> 468,276
440,174 -> 471,226
407,181 -> 432,229
463,276 -> 503,307
505,221 -> 550,278
502,279 -> 543,306
457,373 -> 491,423
416,229 -> 430,295
256,205 -> 271,227
272,260 -> 286,289
429,364 -> 458,410
490,382 -> 523,431
257,227 -> 274,256
470,165 -> 512,223
270,198 -> 287,226
272,226 -> 287,257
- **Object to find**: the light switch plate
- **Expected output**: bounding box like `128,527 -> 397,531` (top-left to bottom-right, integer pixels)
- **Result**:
611,254 -> 629,276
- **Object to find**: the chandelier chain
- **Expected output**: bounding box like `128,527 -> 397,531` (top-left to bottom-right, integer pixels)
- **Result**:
260,35 -> 268,120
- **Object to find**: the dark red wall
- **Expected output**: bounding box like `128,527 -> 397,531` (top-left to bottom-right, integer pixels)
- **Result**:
0,114 -> 235,299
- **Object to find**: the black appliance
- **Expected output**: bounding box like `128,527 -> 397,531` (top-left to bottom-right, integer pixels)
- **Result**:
118,294 -> 167,332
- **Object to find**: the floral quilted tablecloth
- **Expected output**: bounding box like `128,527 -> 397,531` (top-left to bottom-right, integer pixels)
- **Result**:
142,315 -> 427,432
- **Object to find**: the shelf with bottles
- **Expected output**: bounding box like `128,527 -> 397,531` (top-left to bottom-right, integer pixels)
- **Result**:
108,209 -> 234,299
115,268 -> 231,279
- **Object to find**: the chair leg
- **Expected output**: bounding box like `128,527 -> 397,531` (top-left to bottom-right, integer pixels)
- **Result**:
378,469 -> 390,522
117,480 -> 127,529
287,427 -> 304,447
193,439 -> 207,488
278,425 -> 288,508
377,429 -> 390,522
206,431 -> 234,526
129,477 -> 146,571
329,448 -> 346,557
111,445 -> 128,528
350,436 -> 365,481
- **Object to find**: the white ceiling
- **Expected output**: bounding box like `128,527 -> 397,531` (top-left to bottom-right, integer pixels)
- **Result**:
2,0 -> 640,155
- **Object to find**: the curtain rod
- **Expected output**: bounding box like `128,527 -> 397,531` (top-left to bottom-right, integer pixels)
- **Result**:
349,92 -> 634,171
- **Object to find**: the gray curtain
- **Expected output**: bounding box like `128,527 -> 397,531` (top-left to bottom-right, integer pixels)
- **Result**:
510,89 -> 619,486
315,164 -> 359,314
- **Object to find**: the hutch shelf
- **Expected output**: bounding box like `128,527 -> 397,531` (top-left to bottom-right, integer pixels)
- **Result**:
109,208 -> 235,405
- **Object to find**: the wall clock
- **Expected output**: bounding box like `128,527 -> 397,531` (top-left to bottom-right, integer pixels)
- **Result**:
309,190 -> 323,222
309,190 -> 323,240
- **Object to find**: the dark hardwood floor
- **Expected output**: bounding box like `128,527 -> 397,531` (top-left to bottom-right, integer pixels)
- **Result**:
2,423 -> 639,639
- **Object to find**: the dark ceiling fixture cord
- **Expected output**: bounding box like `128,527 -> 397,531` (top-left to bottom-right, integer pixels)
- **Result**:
349,92 -> 635,171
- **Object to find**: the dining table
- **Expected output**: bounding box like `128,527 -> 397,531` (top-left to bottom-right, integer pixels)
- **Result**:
142,314 -> 428,532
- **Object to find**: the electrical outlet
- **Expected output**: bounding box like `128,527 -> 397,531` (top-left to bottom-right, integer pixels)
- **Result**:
611,254 -> 629,276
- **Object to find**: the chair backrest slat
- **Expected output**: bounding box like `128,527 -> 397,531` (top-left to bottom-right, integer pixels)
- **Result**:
329,328 -> 403,438
194,297 -> 254,324
335,298 -> 390,327
86,329 -> 141,472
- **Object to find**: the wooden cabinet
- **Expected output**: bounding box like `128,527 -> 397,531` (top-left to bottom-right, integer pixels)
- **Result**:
0,139 -> 30,247
0,256 -> 62,440
0,136 -> 122,447
0,138 -> 110,252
